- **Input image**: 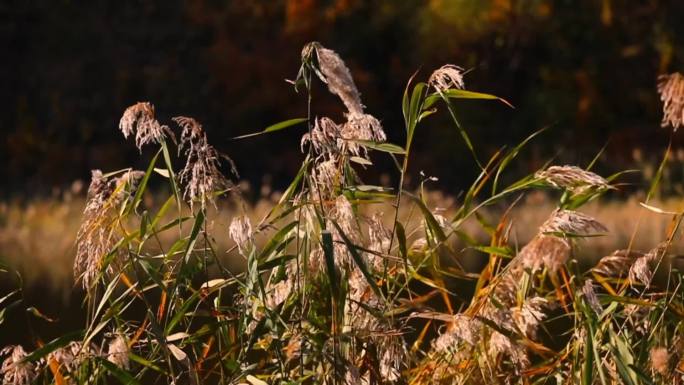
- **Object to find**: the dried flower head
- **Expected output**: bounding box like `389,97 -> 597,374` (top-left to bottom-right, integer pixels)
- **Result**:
535,165 -> 610,194
488,331 -> 529,370
367,213 -> 391,269
48,341 -> 97,373
74,169 -> 144,291
650,346 -> 669,376
428,64 -> 465,93
265,279 -> 292,309
518,235 -> 572,274
119,102 -> 172,150
175,116 -> 236,208
432,315 -> 482,352
629,243 -> 666,287
300,117 -> 341,155
310,157 -> 340,197
378,337 -> 406,382
333,195 -> 355,233
582,279 -> 602,315
340,113 -> 386,156
512,297 -> 551,338
1,345 -> 38,385
300,44 -> 387,164
229,215 -> 253,254
592,249 -> 643,278
313,44 -> 364,115
657,73 -> 684,130
539,209 -> 607,236
106,334 -> 130,370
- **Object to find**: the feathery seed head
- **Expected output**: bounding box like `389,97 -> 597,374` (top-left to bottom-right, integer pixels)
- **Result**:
581,279 -> 602,315
229,215 -> 253,254
175,116 -> 236,208
48,341 -> 97,374
1,345 -> 38,385
119,102 -> 172,150
313,45 -> 364,115
428,64 -> 465,93
535,165 -> 609,194
512,297 -> 550,338
106,334 -> 130,370
628,243 -> 665,286
592,249 -> 642,278
310,157 -> 340,197
75,169 -> 144,291
539,209 -> 607,236
301,117 -> 341,155
341,113 -> 386,156
650,347 -> 669,375
657,73 -> 684,130
367,213 -> 391,269
519,235 -> 571,274
333,195 -> 355,232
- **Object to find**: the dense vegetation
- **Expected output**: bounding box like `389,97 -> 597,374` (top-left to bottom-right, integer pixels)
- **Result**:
2,42 -> 684,384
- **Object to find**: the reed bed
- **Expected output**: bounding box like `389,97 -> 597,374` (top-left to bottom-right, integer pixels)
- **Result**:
2,43 -> 684,384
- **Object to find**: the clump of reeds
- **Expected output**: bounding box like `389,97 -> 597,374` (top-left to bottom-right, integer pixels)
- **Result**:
2,43 -> 684,385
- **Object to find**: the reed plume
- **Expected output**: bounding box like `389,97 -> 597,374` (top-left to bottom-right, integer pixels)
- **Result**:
175,116 -> 236,208
657,72 -> 684,130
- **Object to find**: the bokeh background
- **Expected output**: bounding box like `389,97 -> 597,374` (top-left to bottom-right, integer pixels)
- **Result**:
3,0 -> 684,196
3,0 -> 684,344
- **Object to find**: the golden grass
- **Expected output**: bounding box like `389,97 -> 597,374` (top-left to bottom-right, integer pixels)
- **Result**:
3,189 -> 682,294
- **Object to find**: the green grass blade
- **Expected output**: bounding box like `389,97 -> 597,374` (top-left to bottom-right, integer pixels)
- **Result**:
233,118 -> 308,139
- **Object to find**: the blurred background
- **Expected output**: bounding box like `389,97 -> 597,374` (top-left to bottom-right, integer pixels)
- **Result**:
3,0 -> 684,195
3,0 -> 684,342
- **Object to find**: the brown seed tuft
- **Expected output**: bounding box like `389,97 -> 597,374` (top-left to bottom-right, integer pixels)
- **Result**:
535,165 -> 609,194
0,345 -> 39,385
175,116 -> 236,208
650,346 -> 669,375
539,209 -> 607,236
119,102 -> 173,150
428,64 -> 466,93
314,45 -> 364,115
657,73 -> 684,130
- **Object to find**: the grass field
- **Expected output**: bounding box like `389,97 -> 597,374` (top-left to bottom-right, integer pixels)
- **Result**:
2,191 -> 684,295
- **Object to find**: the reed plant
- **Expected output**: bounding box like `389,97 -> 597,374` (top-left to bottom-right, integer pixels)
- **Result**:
2,43 -> 684,385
